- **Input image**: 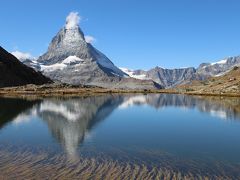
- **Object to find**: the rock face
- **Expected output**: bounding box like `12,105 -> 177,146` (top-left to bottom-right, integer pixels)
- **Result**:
196,56 -> 240,77
0,46 -> 51,88
38,26 -> 126,77
34,16 -> 161,90
145,67 -> 199,87
121,67 -> 203,88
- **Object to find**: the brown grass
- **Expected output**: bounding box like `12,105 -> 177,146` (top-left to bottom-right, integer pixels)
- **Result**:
0,84 -> 240,99
175,67 -> 240,96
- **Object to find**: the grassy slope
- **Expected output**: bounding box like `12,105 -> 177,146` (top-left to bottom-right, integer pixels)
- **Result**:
175,67 -> 240,95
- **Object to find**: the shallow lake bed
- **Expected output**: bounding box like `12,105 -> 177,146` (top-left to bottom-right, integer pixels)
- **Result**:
0,94 -> 240,179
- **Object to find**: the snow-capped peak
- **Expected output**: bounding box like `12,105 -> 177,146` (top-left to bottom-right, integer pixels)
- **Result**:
211,59 -> 227,65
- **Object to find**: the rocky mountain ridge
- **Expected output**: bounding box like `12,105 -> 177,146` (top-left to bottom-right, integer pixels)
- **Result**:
121,56 -> 240,88
0,46 -> 51,88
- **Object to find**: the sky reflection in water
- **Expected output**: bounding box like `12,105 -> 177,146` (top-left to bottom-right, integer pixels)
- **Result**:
0,94 -> 240,170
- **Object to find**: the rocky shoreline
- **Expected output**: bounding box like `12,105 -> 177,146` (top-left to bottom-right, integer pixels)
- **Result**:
0,83 -> 239,98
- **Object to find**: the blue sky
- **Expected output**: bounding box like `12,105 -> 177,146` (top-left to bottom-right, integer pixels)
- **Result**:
1,0 -> 240,70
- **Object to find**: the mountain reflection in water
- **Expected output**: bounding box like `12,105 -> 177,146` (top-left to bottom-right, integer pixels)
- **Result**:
0,94 -> 240,158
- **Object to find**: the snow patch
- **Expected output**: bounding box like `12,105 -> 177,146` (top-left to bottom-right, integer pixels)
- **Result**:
41,63 -> 67,72
40,56 -> 84,72
62,56 -> 84,65
211,59 -> 227,66
131,74 -> 148,80
120,68 -> 148,80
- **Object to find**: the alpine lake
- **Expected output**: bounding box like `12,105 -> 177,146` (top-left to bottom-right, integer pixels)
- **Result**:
0,94 -> 240,179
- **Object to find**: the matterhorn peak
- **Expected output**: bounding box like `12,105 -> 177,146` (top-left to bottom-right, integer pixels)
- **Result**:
33,11 -> 167,90
25,11 -> 160,90
61,12 -> 85,42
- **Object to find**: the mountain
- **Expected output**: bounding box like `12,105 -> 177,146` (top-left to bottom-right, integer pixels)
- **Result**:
32,13 -> 161,90
196,56 -> 240,77
146,67 -> 199,87
37,26 -> 126,77
121,67 -> 203,88
121,56 -> 240,88
0,46 -> 51,88
177,66 -> 240,94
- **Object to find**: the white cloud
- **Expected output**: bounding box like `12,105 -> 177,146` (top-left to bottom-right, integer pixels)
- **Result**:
85,35 -> 96,44
11,51 -> 32,61
65,12 -> 81,29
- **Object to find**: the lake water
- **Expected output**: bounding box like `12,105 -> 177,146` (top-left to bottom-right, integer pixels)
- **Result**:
0,94 -> 240,179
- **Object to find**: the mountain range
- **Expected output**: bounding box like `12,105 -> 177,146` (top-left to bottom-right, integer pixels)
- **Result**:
1,12 -> 240,89
120,56 -> 240,88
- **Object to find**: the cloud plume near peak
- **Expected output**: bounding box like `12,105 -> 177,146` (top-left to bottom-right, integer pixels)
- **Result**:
85,35 -> 96,44
65,12 -> 81,29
